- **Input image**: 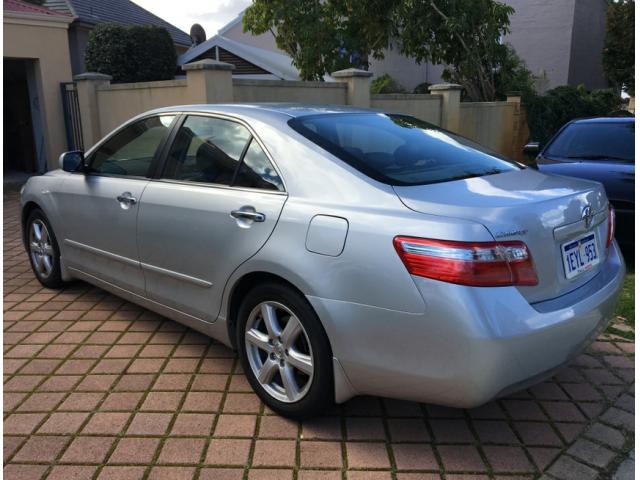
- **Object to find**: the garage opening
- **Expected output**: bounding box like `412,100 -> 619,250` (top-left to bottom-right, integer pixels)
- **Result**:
4,58 -> 45,176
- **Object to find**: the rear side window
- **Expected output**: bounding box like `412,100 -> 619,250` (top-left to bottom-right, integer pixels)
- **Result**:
289,113 -> 520,186
163,115 -> 284,191
164,116 -> 251,185
544,122 -> 634,162
234,139 -> 284,191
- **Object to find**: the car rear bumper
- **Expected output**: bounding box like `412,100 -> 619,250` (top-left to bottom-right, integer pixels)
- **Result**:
309,242 -> 625,407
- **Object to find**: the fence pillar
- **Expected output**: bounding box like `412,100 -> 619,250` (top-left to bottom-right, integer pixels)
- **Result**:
74,72 -> 112,150
183,60 -> 234,104
429,83 -> 463,132
506,92 -> 528,162
331,68 -> 373,107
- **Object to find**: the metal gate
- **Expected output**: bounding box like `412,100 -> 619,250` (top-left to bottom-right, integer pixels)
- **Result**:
60,82 -> 84,151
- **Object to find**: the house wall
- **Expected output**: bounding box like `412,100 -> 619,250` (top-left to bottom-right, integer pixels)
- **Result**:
68,24 -> 91,75
233,79 -> 347,104
368,42 -> 428,92
223,18 -> 281,54
568,0 -> 608,89
504,0 -> 576,89
4,15 -> 73,170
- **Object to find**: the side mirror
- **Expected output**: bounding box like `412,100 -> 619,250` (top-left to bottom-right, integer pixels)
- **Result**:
59,151 -> 85,172
523,142 -> 540,155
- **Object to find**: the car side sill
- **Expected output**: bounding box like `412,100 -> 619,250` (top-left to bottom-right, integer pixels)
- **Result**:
67,266 -> 226,343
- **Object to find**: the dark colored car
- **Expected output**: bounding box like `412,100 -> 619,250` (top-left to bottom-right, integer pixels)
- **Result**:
527,117 -> 634,250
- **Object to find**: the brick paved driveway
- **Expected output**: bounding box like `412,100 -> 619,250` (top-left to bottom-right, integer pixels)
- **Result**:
3,191 -> 634,480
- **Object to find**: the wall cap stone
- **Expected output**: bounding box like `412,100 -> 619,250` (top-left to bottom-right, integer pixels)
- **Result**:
182,59 -> 235,71
331,68 -> 373,78
429,83 -> 463,92
74,72 -> 112,81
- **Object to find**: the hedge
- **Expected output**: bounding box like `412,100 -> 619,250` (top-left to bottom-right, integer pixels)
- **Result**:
524,86 -> 622,145
85,24 -> 177,83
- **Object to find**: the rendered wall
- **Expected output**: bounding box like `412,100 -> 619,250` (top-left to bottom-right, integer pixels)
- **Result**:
370,94 -> 442,125
80,66 -> 526,161
459,102 -> 517,156
4,17 -> 73,170
96,80 -> 189,135
233,79 -> 347,104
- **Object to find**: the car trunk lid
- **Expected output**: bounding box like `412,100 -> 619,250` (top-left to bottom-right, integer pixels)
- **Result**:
393,168 -> 610,303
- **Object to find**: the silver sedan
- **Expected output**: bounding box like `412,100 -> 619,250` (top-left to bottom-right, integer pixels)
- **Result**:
20,104 -> 625,419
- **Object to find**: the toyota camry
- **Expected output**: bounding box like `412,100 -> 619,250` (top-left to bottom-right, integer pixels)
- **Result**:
20,104 -> 625,419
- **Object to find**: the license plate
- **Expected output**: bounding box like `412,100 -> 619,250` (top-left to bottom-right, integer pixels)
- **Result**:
562,233 -> 600,279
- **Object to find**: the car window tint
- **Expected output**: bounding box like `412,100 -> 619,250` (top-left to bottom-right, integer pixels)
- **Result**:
289,113 -> 520,186
89,115 -> 175,176
545,122 -> 635,162
163,115 -> 251,185
233,139 -> 284,191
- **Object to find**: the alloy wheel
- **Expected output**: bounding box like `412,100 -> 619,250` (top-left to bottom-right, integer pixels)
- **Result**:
29,219 -> 54,279
244,301 -> 314,403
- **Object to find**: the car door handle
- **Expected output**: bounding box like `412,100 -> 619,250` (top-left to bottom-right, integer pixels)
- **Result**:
116,192 -> 137,205
230,208 -> 266,222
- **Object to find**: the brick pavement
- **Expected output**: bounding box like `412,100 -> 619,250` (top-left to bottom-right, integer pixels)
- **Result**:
3,191 -> 634,479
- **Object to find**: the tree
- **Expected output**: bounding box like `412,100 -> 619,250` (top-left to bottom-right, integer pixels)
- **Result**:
243,0 -> 394,81
603,0 -> 634,95
244,0 -> 526,100
492,45 -> 537,100
85,24 -> 177,83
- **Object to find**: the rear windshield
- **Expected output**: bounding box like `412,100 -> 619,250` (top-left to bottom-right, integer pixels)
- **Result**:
545,121 -> 635,162
288,113 -> 521,186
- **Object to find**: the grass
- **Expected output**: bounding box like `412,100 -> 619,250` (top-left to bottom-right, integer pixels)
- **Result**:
607,272 -> 635,340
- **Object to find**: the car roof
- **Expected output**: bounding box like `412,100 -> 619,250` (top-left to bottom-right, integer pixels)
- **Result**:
571,116 -> 635,124
147,103 -> 376,121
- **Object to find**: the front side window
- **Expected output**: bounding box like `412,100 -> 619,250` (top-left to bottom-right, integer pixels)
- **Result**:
163,115 -> 284,191
89,115 -> 175,176
545,121 -> 635,162
289,113 -> 521,186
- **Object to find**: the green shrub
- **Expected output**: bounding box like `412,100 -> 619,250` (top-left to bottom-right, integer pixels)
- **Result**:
371,74 -> 406,94
413,82 -> 431,94
524,85 -> 621,145
493,45 -> 537,100
85,24 -> 177,83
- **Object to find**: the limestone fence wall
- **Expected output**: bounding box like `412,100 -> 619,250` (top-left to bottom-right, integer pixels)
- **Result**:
74,60 -> 527,160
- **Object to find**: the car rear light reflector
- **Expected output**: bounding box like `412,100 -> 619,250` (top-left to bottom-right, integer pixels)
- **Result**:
606,204 -> 615,248
393,236 -> 538,286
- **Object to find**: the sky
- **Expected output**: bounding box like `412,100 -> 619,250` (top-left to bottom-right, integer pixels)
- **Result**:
132,0 -> 251,38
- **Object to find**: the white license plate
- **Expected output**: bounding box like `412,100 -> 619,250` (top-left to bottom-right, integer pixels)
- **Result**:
562,233 -> 600,279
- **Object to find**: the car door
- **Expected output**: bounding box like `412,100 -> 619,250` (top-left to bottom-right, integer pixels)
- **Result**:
57,114 -> 177,296
137,114 -> 287,322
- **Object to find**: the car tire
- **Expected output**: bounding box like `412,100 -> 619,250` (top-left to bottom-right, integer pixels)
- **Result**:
236,282 -> 333,419
25,209 -> 65,289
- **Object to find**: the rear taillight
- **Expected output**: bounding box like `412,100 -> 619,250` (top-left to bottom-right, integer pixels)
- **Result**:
393,236 -> 538,287
606,204 -> 615,248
